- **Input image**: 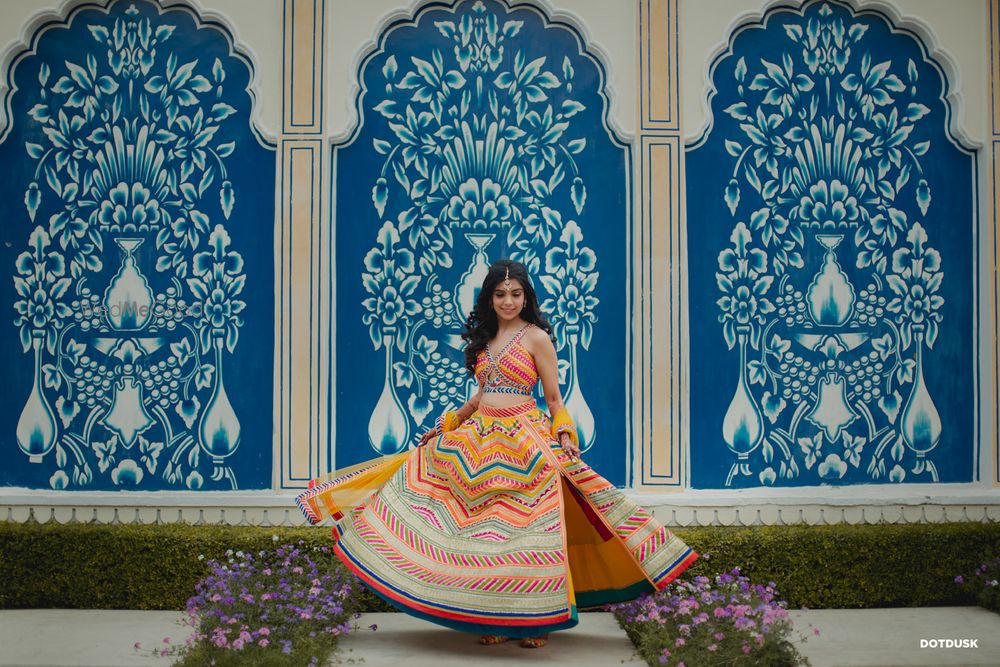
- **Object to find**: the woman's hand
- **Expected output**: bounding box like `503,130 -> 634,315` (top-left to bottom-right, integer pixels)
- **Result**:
560,432 -> 580,460
419,427 -> 438,446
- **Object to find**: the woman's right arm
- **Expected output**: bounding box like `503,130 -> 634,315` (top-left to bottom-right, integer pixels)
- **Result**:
419,387 -> 483,445
456,387 -> 483,421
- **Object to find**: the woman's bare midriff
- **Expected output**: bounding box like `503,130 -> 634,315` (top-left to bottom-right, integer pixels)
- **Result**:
478,393 -> 537,410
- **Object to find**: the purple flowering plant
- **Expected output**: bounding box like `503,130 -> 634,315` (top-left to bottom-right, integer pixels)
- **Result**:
608,566 -> 813,666
954,555 -> 1000,614
141,539 -> 363,666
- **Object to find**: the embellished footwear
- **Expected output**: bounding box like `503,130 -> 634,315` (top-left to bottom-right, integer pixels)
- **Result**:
478,635 -> 511,645
519,634 -> 548,648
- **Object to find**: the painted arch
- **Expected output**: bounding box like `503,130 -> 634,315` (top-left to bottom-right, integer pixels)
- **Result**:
0,0 -> 276,490
334,0 -> 631,484
686,0 -> 976,488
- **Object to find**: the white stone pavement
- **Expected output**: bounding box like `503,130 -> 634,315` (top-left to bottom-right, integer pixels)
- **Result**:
0,608 -> 998,666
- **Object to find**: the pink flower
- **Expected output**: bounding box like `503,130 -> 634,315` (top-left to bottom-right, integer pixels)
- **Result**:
258,639 -> 269,648
714,632 -> 725,641
708,644 -> 717,652
258,627 -> 271,636
674,637 -> 685,647
742,644 -> 751,654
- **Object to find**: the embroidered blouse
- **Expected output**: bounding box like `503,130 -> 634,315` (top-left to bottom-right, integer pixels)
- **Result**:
474,323 -> 538,396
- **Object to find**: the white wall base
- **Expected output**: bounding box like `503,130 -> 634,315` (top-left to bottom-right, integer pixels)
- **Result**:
2,485 -> 998,526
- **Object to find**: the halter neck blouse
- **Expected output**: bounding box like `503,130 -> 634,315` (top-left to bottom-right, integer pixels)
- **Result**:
474,323 -> 538,396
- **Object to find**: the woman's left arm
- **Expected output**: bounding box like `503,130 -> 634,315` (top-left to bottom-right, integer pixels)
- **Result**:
530,329 -> 581,459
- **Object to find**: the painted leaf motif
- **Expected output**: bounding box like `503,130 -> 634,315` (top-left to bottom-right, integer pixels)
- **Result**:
724,179 -> 740,215
24,182 -> 40,221
571,177 -> 586,214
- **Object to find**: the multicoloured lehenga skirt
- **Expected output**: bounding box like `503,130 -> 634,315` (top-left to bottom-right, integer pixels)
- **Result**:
297,400 -> 698,637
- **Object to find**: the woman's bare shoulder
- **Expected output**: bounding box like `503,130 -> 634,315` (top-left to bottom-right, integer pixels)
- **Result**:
522,324 -> 553,353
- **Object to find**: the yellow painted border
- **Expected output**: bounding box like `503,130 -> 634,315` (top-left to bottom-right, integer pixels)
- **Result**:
278,0 -> 327,488
990,0 -> 1000,486
638,0 -> 679,132
282,0 -> 324,134
635,0 -> 685,488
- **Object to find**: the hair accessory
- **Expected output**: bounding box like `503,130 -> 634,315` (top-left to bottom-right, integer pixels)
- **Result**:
503,265 -> 511,290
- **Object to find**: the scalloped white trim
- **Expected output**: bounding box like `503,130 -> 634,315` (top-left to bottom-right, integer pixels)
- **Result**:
0,0 -> 276,148
647,503 -> 1000,527
686,0 -> 977,152
332,0 -> 630,147
2,485 -> 997,526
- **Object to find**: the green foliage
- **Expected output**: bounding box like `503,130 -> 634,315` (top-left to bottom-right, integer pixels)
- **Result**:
0,523 -> 392,612
954,555 -> 1000,614
672,522 -> 1000,609
979,582 -> 1000,614
1,521 -> 997,610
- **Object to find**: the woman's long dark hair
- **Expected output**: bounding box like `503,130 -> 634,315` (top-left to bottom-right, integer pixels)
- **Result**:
462,259 -> 553,374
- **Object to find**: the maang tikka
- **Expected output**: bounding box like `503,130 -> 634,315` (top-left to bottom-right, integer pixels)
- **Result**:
503,265 -> 511,290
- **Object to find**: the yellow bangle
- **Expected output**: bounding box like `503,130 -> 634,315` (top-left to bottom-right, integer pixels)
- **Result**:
550,407 -> 579,449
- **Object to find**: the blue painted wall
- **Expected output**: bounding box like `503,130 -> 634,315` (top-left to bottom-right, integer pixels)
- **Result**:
334,0 -> 630,484
686,1 -> 975,488
0,0 -> 275,490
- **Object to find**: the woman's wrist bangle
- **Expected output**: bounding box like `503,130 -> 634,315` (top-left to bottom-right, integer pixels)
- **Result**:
550,407 -> 579,449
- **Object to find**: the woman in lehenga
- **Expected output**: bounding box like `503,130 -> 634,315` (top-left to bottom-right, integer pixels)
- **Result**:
297,259 -> 698,648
